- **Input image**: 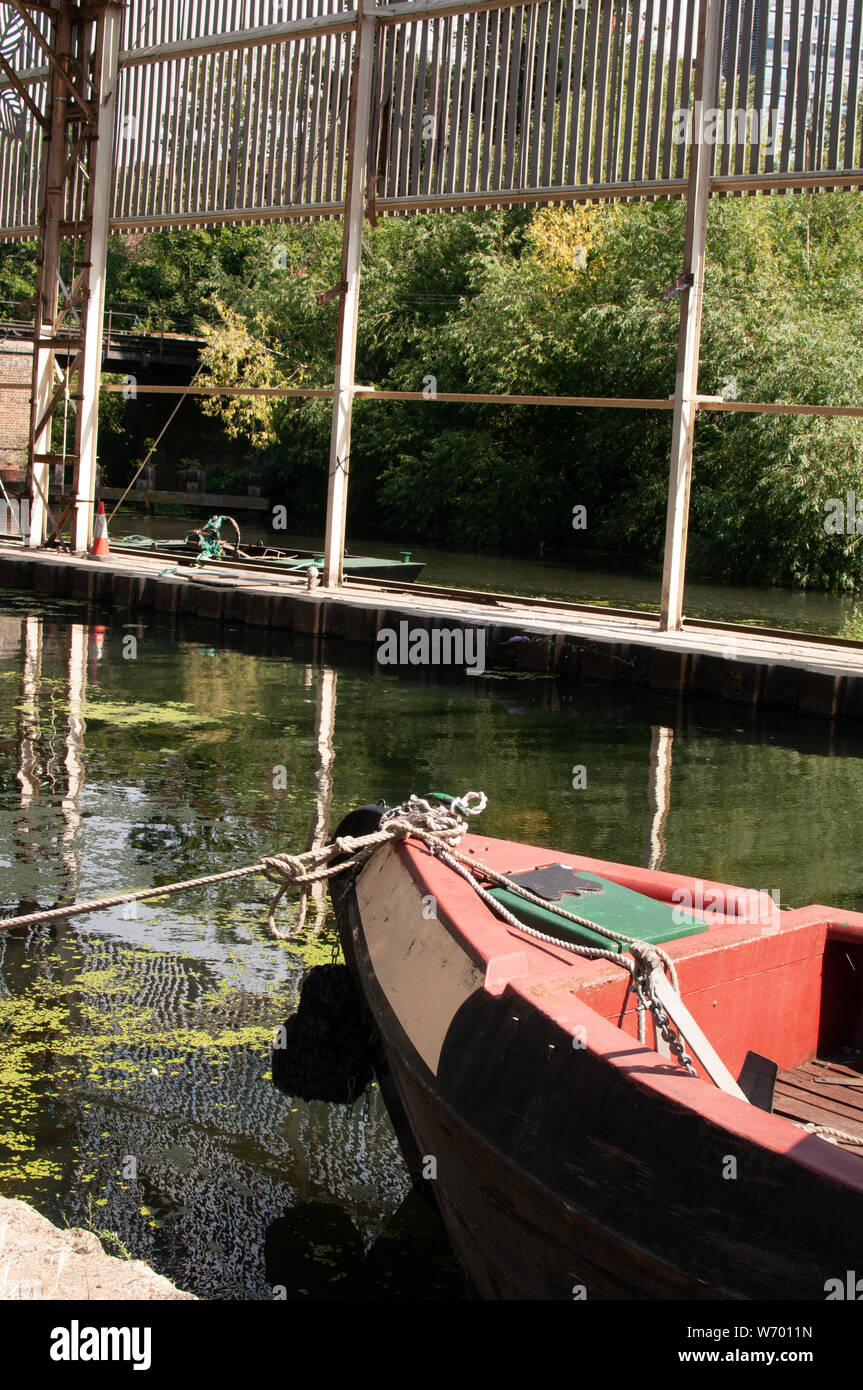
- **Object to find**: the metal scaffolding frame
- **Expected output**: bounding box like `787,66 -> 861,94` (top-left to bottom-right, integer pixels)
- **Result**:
9,0 -> 122,552
1,0 -> 861,625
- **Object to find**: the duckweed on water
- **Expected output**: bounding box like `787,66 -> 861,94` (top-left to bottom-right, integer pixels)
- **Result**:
11,695 -> 227,730
77,700 -> 224,730
0,942 -> 278,1190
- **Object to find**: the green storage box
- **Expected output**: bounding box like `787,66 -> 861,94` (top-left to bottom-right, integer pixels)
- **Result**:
487,867 -> 708,952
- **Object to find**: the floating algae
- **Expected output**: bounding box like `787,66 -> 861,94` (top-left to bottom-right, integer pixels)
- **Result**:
0,940 -> 279,1192
82,700 -> 224,730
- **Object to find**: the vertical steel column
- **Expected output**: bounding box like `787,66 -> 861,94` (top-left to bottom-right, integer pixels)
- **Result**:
72,4 -> 122,555
24,1 -> 123,550
27,1 -> 74,547
322,0 -> 376,590
658,0 -> 722,632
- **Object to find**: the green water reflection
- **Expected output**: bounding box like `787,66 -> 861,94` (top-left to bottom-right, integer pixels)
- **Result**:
1,595 -> 862,1298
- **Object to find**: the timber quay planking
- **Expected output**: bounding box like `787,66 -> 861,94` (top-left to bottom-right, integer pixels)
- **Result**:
1,544 -> 862,725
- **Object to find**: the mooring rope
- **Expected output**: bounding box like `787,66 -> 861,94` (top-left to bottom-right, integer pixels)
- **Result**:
10,789 -> 863,1139
0,789 -> 677,982
0,832 -> 386,939
0,796 -> 487,940
0,791 -> 695,1076
802,1121 -> 863,1147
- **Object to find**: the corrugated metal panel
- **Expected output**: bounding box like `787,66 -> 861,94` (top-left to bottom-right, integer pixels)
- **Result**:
373,0 -> 862,208
111,11 -> 356,224
1,0 -> 862,238
847,0 -> 863,169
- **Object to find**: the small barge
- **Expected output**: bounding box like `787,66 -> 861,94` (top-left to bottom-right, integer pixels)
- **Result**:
333,795 -> 863,1300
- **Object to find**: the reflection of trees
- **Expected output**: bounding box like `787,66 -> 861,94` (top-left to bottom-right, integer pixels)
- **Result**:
54,933 -> 410,1299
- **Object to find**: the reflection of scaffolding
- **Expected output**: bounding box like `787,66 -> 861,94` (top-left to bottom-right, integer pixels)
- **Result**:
59,622 -> 87,897
11,614 -> 88,912
305,664 -> 337,936
13,614 -> 42,908
643,724 -> 674,872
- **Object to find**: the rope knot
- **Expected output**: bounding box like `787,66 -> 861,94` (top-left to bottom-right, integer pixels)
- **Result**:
632,945 -> 665,976
262,791 -> 487,939
261,853 -> 307,884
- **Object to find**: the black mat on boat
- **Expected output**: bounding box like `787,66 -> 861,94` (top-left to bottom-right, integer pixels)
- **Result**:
503,863 -> 604,901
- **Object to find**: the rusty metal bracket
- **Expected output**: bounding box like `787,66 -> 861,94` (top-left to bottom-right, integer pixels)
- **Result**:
660,271 -> 694,303
316,280 -> 348,305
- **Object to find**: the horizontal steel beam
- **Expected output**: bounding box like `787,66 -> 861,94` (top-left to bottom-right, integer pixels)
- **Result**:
0,12 -> 355,92
3,160 -> 863,242
3,376 -> 861,418
374,0 -> 546,24
122,10 -> 357,68
698,399 -> 863,418
374,181 -> 691,211
711,170 -> 863,194
80,384 -> 863,418
98,384 -> 333,397
352,388 -> 674,408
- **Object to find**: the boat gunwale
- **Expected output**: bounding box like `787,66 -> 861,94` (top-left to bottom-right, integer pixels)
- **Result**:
376,833 -> 863,1195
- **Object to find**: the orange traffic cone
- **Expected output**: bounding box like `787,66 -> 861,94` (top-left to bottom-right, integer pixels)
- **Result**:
90,501 -> 110,559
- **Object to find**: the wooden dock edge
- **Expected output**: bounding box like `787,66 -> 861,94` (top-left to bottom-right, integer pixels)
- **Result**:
1,546 -> 861,726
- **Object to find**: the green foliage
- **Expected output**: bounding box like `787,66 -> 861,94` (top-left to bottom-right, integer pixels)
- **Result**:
692,194 -> 863,588
104,227 -> 272,334
0,241 -> 37,309
843,607 -> 863,641
3,191 -> 862,591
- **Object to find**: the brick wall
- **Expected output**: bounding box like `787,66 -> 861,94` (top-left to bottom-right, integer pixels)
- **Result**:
0,339 -> 31,487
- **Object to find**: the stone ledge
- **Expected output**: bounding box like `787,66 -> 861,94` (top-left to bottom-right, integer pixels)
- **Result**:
0,1196 -> 195,1301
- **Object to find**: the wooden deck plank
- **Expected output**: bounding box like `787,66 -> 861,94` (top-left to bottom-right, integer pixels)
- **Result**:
775,1080 -> 863,1126
775,1055 -> 863,1151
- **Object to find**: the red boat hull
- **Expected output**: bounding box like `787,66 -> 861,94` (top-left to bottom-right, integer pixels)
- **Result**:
336,830 -> 863,1300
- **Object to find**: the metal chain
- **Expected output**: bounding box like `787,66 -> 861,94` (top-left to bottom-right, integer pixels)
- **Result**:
633,970 -> 697,1076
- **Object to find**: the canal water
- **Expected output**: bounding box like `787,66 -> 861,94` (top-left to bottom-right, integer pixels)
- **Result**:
127,514 -> 860,636
1,592 -> 863,1299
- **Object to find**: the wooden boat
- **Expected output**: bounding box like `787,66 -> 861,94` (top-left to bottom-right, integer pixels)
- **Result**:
333,799 -> 863,1300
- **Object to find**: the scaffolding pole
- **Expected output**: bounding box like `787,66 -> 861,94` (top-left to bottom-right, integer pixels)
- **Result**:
659,0 -> 722,632
73,2 -> 122,554
322,0 -> 376,590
